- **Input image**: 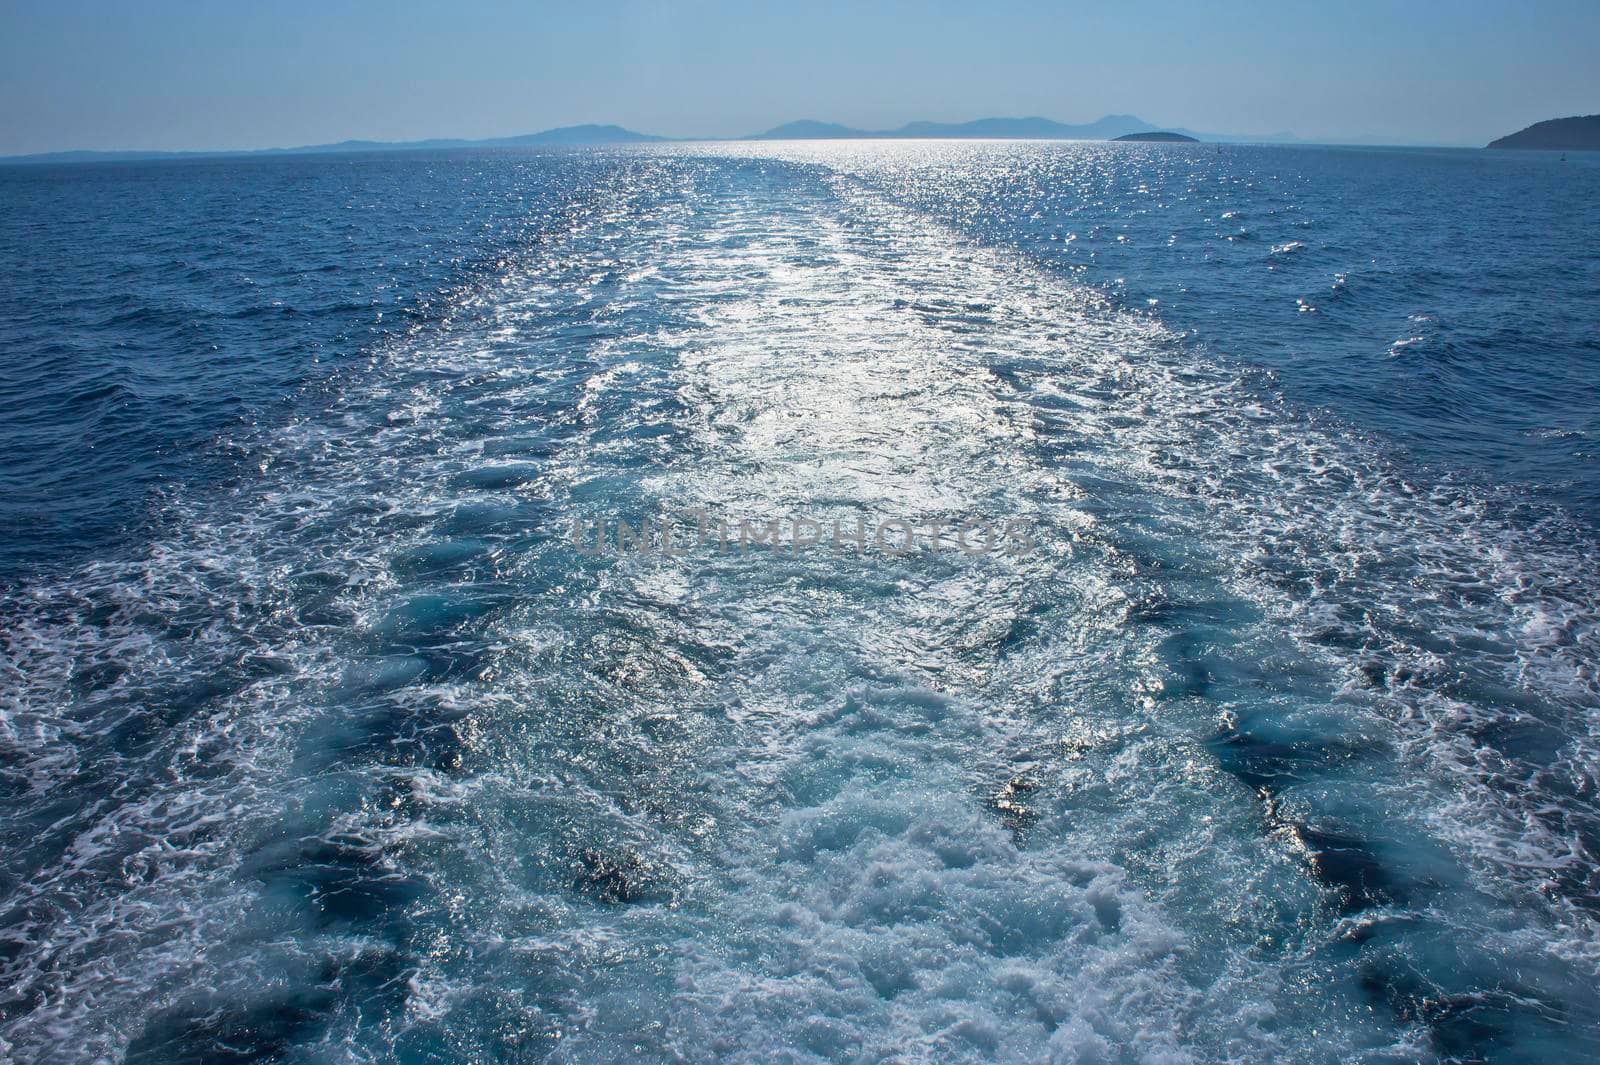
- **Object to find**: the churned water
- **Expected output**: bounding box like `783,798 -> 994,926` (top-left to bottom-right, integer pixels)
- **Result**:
0,143 -> 1596,1063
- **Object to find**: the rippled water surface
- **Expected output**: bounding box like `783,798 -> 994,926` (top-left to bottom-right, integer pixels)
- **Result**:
1,143 -> 1597,1063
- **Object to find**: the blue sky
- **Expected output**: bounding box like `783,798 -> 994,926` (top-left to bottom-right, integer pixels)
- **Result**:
2,0 -> 1596,154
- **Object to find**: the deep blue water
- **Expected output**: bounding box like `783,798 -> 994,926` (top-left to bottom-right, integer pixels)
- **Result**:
0,143 -> 1597,1063
0,151 -> 606,577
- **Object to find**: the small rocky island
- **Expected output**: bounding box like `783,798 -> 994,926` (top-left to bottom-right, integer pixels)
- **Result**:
1113,131 -> 1199,143
1487,114 -> 1600,150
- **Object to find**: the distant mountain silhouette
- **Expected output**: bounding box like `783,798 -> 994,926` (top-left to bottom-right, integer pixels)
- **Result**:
493,124 -> 665,146
1113,131 -> 1199,143
886,115 -> 1154,139
748,120 -> 866,140
1487,114 -> 1600,150
0,124 -> 663,165
745,115 -> 1294,143
751,114 -> 1163,140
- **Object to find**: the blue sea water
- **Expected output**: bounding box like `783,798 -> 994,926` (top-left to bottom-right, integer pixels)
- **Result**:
0,143 -> 1597,1063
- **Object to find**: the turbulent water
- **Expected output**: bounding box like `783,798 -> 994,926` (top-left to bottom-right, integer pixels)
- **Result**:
0,143 -> 1597,1063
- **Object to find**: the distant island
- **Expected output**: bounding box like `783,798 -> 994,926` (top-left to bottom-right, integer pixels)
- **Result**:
1113,131 -> 1199,143
1487,114 -> 1600,150
0,115 -> 1301,166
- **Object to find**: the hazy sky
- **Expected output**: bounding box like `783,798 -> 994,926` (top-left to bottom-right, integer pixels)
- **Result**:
2,0 -> 1597,154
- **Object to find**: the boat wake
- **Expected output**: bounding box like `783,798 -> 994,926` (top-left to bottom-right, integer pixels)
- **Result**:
2,150 -> 1596,1063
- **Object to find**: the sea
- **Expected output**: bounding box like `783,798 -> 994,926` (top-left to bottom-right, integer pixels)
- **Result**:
0,141 -> 1597,1063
